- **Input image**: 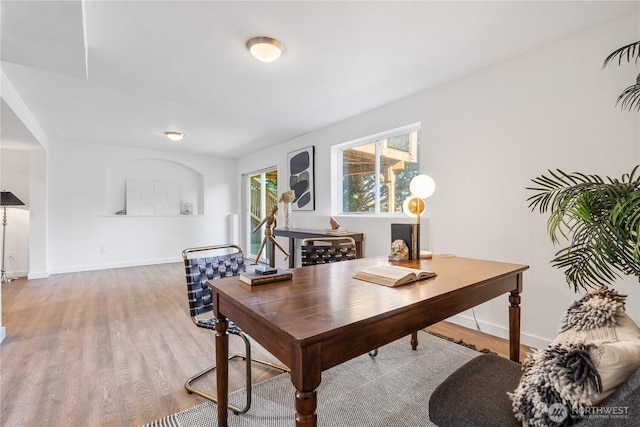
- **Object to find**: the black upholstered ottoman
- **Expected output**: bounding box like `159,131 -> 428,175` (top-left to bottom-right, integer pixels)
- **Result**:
429,354 -> 522,426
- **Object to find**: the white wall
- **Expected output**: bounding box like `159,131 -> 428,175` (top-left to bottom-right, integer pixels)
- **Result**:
424,14 -> 639,347
238,14 -> 640,347
28,149 -> 47,279
47,140 -> 238,273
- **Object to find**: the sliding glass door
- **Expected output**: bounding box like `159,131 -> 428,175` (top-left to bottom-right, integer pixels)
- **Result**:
246,168 -> 278,263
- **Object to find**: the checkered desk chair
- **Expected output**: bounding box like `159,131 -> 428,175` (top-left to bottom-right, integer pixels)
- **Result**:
300,236 -> 357,266
182,244 -> 288,414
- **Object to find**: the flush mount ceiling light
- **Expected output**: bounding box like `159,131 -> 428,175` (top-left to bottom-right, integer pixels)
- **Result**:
164,131 -> 184,141
246,36 -> 284,63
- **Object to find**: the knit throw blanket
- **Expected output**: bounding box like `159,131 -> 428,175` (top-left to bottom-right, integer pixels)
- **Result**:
559,288 -> 626,332
509,288 -> 626,426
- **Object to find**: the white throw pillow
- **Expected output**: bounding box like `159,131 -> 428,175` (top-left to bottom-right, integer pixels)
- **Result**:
553,312 -> 640,404
510,288 -> 640,425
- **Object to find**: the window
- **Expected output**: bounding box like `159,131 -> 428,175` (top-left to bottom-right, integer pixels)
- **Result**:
333,124 -> 421,215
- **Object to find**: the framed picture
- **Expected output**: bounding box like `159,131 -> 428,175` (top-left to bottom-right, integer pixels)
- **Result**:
288,146 -> 315,210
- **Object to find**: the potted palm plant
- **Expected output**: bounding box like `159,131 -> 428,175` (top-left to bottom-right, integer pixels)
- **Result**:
527,166 -> 640,292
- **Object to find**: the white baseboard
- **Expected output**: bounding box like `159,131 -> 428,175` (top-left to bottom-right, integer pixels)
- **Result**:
3,270 -> 28,280
0,326 -> 6,344
28,271 -> 50,279
446,313 -> 550,350
50,257 -> 181,275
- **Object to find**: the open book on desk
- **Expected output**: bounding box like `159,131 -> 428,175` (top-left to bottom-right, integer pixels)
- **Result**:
353,265 -> 436,287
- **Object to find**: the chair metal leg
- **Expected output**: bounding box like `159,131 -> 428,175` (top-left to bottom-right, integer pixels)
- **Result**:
185,353 -> 250,414
185,329 -> 288,414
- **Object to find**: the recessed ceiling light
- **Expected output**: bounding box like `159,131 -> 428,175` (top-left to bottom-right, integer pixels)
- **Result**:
246,36 -> 284,63
164,131 -> 184,141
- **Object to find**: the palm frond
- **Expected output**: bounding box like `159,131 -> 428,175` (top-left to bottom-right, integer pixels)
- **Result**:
552,219 -> 622,291
552,246 -> 619,292
603,41 -> 640,68
528,167 -> 640,291
616,80 -> 640,111
624,165 -> 640,182
611,192 -> 640,231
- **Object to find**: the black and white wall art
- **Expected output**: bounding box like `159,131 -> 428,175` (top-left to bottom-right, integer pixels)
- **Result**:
288,146 -> 315,211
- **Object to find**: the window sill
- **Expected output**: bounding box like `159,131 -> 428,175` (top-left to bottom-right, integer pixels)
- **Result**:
101,214 -> 204,217
333,213 -> 409,219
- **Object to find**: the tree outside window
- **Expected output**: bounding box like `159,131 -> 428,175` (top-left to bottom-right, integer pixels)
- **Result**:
338,126 -> 420,214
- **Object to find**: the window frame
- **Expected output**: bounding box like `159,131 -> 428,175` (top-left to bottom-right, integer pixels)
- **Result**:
331,123 -> 421,217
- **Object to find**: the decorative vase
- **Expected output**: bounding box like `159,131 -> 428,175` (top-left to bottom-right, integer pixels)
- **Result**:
283,202 -> 292,229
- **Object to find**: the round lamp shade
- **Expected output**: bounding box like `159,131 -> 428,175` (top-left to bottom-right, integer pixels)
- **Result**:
403,196 -> 426,218
409,174 -> 436,198
246,37 -> 284,62
164,131 -> 184,141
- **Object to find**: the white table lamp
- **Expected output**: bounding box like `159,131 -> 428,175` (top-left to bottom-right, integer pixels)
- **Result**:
402,175 -> 436,257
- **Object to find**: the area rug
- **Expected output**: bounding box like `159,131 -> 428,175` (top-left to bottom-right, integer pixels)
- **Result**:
142,331 -> 480,427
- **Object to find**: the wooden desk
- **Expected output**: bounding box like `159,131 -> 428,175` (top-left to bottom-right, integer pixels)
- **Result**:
272,228 -> 364,268
209,255 -> 528,427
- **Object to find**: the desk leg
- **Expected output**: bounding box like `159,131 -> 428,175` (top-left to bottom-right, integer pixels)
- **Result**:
295,390 -> 317,426
288,237 -> 295,269
269,238 -> 275,268
215,315 -> 229,427
291,344 -> 321,427
509,290 -> 521,362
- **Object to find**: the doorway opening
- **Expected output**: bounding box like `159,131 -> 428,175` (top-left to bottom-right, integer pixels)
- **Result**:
246,168 -> 278,263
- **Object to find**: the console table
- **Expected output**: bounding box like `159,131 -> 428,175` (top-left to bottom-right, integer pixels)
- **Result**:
272,228 -> 364,268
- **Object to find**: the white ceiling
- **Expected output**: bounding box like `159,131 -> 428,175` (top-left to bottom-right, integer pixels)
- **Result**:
1,1 -> 638,158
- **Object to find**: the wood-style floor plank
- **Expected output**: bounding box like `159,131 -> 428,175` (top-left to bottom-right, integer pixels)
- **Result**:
1,263 -> 534,426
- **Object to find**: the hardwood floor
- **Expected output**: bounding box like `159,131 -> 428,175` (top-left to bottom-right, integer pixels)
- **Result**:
1,263 -> 534,426
426,318 -> 534,363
